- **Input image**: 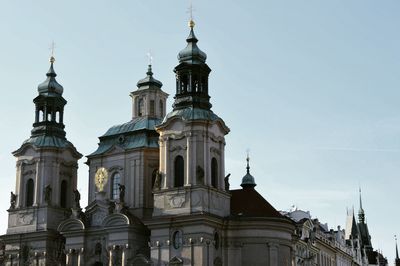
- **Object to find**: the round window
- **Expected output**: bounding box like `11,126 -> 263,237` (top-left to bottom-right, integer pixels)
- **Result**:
172,231 -> 182,249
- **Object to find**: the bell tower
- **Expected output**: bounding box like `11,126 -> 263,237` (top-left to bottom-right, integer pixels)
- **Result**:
153,19 -> 230,217
149,19 -> 230,265
3,56 -> 82,265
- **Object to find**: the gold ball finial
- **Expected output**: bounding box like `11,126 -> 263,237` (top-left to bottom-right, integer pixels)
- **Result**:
188,19 -> 195,28
49,56 -> 55,64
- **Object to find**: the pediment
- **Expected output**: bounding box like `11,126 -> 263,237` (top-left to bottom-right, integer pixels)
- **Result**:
58,218 -> 85,232
102,213 -> 130,227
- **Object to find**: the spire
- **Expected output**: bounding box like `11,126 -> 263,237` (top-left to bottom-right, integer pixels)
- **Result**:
177,21 -> 207,64
136,64 -> 163,90
241,152 -> 256,189
37,55 -> 64,95
31,55 -> 67,139
358,187 -> 365,224
396,235 -> 399,259
173,19 -> 212,111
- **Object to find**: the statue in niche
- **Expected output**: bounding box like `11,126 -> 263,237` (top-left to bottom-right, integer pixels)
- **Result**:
153,170 -> 162,191
44,185 -> 52,205
10,192 -> 17,209
73,189 -> 81,209
196,166 -> 204,185
224,174 -> 231,191
118,184 -> 125,203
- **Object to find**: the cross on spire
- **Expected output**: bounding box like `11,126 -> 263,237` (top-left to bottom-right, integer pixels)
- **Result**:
49,41 -> 56,63
187,1 -> 194,21
146,50 -> 153,66
187,1 -> 196,28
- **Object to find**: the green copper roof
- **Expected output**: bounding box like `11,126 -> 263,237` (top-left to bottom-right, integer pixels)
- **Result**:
89,133 -> 159,156
102,117 -> 162,137
178,28 -> 207,64
22,135 -> 73,148
162,107 -> 220,123
136,65 -> 163,89
241,156 -> 257,188
88,117 -> 161,157
13,135 -> 81,158
37,59 -> 64,96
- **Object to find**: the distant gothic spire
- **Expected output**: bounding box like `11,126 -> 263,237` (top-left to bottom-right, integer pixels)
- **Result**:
241,153 -> 256,189
358,187 -> 365,224
396,235 -> 400,266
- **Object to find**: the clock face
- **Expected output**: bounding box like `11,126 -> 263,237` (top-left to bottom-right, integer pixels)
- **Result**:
95,167 -> 108,192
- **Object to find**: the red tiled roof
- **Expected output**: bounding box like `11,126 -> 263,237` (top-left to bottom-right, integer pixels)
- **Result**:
230,187 -> 283,218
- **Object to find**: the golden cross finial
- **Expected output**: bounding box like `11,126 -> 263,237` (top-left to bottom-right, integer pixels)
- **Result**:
187,1 -> 195,28
49,41 -> 56,63
146,50 -> 153,65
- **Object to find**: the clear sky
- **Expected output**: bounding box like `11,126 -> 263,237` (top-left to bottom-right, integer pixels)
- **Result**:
0,0 -> 399,262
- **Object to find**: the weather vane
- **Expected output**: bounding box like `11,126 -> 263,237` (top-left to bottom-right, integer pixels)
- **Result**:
146,50 -> 153,66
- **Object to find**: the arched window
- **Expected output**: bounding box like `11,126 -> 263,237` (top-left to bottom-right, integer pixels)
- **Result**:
211,158 -> 218,188
159,100 -> 164,117
138,98 -> 144,116
150,100 -> 155,116
26,179 -> 34,207
111,173 -> 121,200
174,156 -> 184,187
60,180 -> 67,208
55,111 -> 60,123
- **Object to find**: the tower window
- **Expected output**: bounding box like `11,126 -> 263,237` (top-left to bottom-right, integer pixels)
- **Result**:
56,111 -> 60,123
60,180 -> 67,208
26,179 -> 34,207
174,156 -> 184,187
211,158 -> 218,188
159,100 -> 164,117
138,98 -> 144,116
111,173 -> 121,200
150,100 -> 155,116
172,231 -> 182,249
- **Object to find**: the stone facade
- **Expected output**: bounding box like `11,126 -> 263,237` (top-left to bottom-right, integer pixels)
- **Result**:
0,21 -> 388,266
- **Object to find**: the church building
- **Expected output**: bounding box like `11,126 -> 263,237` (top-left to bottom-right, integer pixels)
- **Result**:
0,18 -> 388,266
1,19 -> 295,266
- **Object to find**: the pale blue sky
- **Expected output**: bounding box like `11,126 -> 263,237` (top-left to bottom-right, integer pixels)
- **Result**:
0,0 -> 399,261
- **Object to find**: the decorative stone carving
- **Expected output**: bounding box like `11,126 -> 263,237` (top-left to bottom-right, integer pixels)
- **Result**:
224,173 -> 231,191
17,212 -> 34,225
10,192 -> 17,209
44,185 -> 52,205
168,195 -> 185,208
169,145 -> 187,152
92,211 -> 107,226
73,189 -> 81,209
118,184 -> 125,203
196,166 -> 204,185
153,170 -> 162,191
210,146 -> 221,155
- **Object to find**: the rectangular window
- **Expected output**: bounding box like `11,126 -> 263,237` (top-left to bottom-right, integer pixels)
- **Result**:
150,100 -> 155,116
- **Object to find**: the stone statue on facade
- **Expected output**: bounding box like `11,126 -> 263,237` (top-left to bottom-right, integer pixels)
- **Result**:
118,184 -> 125,203
73,189 -> 81,209
153,170 -> 162,191
224,173 -> 231,191
10,192 -> 17,209
44,185 -> 52,205
196,166 -> 204,185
